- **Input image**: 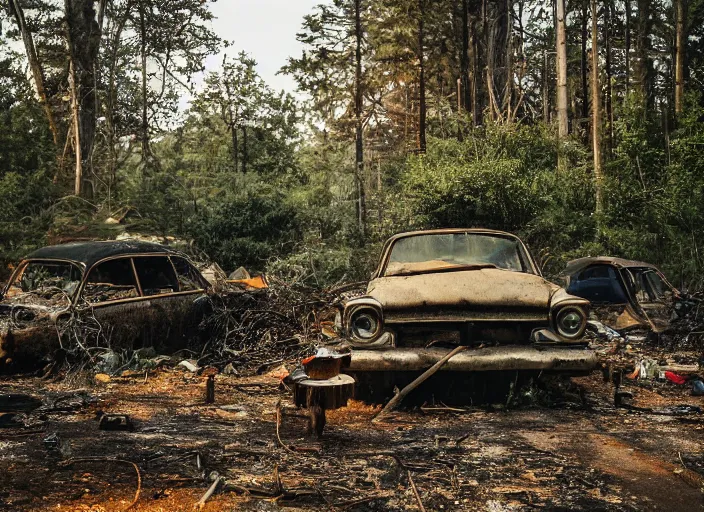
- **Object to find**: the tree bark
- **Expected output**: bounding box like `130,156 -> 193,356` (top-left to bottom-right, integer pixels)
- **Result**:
461,0 -> 472,114
64,0 -> 101,197
354,0 -> 366,235
543,50 -> 550,121
242,126 -> 248,174
556,0 -> 568,140
8,0 -> 59,146
604,0 -> 613,156
591,0 -> 603,216
503,0 -> 513,116
469,16 -> 479,125
418,0 -> 427,153
634,0 -> 652,105
674,0 -> 686,116
139,3 -> 150,163
581,0 -> 589,119
624,0 -> 631,95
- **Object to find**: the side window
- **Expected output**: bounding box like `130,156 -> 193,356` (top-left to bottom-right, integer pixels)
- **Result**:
567,265 -> 628,303
84,258 -> 140,303
171,257 -> 205,292
133,257 -> 179,296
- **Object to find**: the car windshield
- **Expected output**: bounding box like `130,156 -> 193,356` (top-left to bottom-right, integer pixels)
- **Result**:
5,261 -> 82,305
385,233 -> 528,276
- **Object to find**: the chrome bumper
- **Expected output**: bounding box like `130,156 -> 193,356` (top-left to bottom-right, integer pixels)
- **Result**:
348,345 -> 598,373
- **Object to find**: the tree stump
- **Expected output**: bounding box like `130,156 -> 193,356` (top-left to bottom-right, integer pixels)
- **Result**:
293,374 -> 355,437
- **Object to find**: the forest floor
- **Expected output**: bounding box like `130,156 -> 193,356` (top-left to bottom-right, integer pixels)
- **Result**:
1,355 -> 703,512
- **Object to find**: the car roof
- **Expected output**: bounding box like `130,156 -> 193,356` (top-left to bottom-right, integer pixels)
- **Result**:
386,228 -> 522,243
25,240 -> 181,269
563,256 -> 660,276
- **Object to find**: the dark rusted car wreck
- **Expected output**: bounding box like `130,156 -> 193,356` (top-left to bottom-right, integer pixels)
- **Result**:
0,241 -> 212,369
323,229 -> 598,399
562,257 -> 681,334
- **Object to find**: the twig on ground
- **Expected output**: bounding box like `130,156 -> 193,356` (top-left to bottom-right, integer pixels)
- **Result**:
275,399 -> 296,454
407,470 -> 427,512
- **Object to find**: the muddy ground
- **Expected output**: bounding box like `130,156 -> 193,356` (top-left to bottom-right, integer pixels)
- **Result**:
1,361 -> 703,512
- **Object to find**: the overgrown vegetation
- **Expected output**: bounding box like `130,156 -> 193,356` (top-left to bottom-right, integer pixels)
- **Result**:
2,0 -> 704,290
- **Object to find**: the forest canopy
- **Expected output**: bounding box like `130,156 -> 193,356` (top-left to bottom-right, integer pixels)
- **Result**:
1,0 -> 704,289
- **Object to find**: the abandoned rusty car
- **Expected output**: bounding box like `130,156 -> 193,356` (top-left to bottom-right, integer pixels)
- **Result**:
331,229 -> 599,398
562,256 -> 681,334
0,241 -> 211,369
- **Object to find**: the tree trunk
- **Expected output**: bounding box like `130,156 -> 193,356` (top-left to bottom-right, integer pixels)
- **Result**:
9,0 -> 59,146
634,0 -> 652,105
461,0 -> 472,114
503,0 -> 513,116
469,16 -> 479,125
625,0 -> 631,95
604,0 -> 613,156
581,0 -> 589,119
242,126 -> 248,174
105,1 -> 132,194
674,0 -> 686,116
64,0 -> 101,197
591,0 -> 603,216
418,0 -> 427,153
231,127 -> 239,172
543,50 -> 550,121
68,55 -> 82,196
354,0 -> 366,235
139,3 -> 149,163
556,0 -> 568,140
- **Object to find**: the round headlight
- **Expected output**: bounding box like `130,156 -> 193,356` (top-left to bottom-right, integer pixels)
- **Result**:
556,307 -> 586,339
350,308 -> 382,341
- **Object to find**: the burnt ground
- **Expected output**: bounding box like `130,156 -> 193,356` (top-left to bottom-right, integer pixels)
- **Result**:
1,366 -> 703,512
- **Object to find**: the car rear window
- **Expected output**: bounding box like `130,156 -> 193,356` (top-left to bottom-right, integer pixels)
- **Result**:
171,257 -> 205,291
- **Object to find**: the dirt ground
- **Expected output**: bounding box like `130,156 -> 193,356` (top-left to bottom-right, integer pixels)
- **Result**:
1,363 -> 703,512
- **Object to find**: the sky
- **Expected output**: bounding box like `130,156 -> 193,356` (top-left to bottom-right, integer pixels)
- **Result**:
205,0 -> 324,95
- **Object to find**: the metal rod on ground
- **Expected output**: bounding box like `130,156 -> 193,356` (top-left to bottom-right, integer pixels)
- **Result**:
372,346 -> 467,423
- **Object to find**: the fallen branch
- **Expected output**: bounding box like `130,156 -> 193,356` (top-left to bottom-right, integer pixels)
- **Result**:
194,474 -> 224,510
372,346 -> 468,422
333,491 -> 394,509
407,471 -> 427,512
59,457 -> 141,511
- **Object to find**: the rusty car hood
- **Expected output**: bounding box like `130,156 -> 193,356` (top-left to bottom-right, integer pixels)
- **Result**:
367,268 -> 559,311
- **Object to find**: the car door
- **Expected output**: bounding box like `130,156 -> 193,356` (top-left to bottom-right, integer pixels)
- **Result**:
132,255 -> 209,351
78,256 -> 151,351
624,268 -> 673,332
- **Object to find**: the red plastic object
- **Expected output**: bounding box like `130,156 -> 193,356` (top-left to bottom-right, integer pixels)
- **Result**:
665,371 -> 687,385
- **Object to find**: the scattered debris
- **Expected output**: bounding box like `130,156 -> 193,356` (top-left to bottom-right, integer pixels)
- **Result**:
98,413 -> 135,431
177,360 -> 199,373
